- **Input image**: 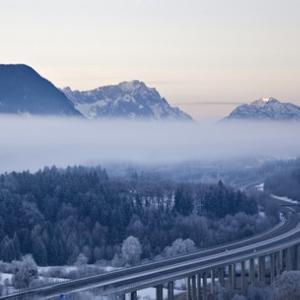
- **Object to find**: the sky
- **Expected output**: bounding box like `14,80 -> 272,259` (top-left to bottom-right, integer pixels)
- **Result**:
1,0 -> 300,118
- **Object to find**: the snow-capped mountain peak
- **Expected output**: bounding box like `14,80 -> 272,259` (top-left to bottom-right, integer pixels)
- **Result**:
118,80 -> 146,91
252,97 -> 278,106
225,97 -> 300,121
261,97 -> 272,102
62,81 -> 192,121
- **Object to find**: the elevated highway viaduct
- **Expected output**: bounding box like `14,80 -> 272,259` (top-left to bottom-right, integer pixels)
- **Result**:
1,205 -> 300,300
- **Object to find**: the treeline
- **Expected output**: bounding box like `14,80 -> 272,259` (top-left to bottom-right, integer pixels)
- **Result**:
0,166 -> 267,266
265,167 -> 300,201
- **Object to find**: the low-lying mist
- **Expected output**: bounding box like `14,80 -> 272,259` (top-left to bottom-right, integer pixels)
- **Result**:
0,116 -> 299,173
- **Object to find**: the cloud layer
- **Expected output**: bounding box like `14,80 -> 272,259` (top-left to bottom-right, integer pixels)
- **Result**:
0,116 -> 299,172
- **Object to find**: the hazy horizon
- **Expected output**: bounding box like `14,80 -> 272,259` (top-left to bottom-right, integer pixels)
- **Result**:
1,0 -> 300,118
0,116 -> 299,173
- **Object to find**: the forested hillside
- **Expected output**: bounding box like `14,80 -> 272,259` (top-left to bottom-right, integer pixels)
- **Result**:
0,166 -> 271,266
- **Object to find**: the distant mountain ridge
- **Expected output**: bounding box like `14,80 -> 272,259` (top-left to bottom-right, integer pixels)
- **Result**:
0,64 -> 192,120
62,81 -> 192,120
225,97 -> 300,121
0,64 -> 81,116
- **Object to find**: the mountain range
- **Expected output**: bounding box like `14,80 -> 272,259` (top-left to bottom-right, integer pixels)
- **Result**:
1,64 -> 300,122
0,64 -> 191,120
62,81 -> 192,120
225,97 -> 300,121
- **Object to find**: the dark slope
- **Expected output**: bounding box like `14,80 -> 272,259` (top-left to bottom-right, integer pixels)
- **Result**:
0,64 -> 81,116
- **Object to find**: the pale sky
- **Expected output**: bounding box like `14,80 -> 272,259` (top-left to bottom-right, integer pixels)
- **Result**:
1,0 -> 300,118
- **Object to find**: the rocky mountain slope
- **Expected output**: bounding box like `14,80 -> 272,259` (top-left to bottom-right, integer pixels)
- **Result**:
62,81 -> 192,120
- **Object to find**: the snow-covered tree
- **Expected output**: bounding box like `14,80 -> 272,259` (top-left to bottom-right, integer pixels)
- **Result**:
247,286 -> 273,300
75,253 -> 88,267
164,238 -> 196,258
121,236 -> 142,265
12,255 -> 38,289
272,271 -> 300,300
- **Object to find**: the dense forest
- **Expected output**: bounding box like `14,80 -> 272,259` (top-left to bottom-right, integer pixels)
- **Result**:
0,166 -> 273,266
265,166 -> 300,201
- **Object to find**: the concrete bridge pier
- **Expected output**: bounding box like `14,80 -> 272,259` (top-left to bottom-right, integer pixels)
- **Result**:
191,275 -> 197,300
196,273 -> 202,300
119,293 -> 126,300
270,253 -> 276,283
292,244 -> 298,269
191,273 -> 205,300
249,258 -> 255,284
156,285 -> 163,300
130,291 -> 138,300
286,247 -> 293,270
210,270 -> 215,293
297,244 -> 300,270
258,256 -> 266,283
167,281 -> 174,300
202,272 -> 208,300
186,277 -> 192,300
228,264 -> 236,290
240,261 -> 247,293
293,244 -> 300,269
275,251 -> 281,276
287,245 -> 298,270
281,249 -> 286,271
218,267 -> 225,287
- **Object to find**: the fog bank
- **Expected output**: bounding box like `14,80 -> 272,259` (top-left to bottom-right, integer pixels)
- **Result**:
0,116 -> 299,172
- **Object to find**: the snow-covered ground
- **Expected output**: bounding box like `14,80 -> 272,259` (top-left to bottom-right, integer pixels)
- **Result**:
38,265 -> 77,274
258,211 -> 266,217
38,275 -> 69,283
38,265 -> 119,276
255,183 -> 264,192
0,272 -> 12,285
271,194 -> 298,204
137,287 -> 183,300
0,273 -> 15,295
